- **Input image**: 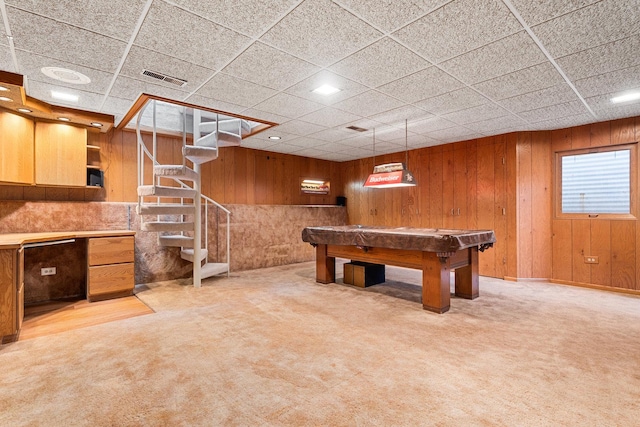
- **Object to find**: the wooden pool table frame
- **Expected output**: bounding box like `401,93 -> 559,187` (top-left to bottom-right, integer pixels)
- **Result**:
313,243 -> 479,314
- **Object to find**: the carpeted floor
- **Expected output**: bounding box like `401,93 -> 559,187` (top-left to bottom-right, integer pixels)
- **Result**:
1,260 -> 639,426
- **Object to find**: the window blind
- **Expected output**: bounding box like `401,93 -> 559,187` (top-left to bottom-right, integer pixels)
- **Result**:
561,149 -> 630,214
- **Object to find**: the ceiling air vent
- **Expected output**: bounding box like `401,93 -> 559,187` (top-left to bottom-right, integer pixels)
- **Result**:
346,125 -> 368,132
141,69 -> 188,87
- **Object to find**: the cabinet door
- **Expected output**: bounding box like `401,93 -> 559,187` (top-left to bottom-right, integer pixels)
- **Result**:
0,111 -> 34,184
35,122 -> 87,186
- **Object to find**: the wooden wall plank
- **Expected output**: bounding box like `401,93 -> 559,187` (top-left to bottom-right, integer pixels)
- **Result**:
453,147 -> 467,229
505,134 -> 518,279
590,121 -> 611,146
476,141 -> 495,277
611,220 -> 636,289
516,133 -> 532,278
494,138 -> 508,279
442,148 -> 455,228
571,219 -> 591,284
552,219 -> 572,281
428,147 -> 443,229
531,132 -> 552,278
611,118 -> 636,145
466,140 -> 478,230
590,220 -> 611,287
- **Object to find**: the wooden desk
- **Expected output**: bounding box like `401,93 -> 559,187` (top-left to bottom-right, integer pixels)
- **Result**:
0,230 -> 135,343
302,225 -> 495,314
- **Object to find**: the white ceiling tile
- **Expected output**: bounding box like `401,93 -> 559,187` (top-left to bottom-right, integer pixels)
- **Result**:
272,120 -> 327,136
101,96 -> 135,116
311,151 -> 352,162
588,96 -> 640,121
527,113 -> 594,130
370,124 -> 412,142
332,90 -> 404,118
15,50 -> 113,94
240,138 -> 280,151
408,116 -> 457,134
394,0 -> 522,63
369,105 -> 434,126
134,2 -> 251,72
120,46 -> 215,92
465,115 -> 527,133
168,0 -> 301,38
239,108 -> 289,125
252,93 -> 324,119
442,103 -> 509,125
291,146 -> 336,159
222,42 -> 320,90
557,35 -> 640,81
472,62 -> 564,100
264,142 -> 307,154
25,80 -> 104,113
193,73 -> 277,108
6,0 -> 148,41
519,100 -> 590,123
310,127 -> 358,142
261,0 -> 382,66
329,37 -> 429,87
7,7 -> 126,73
337,133 -> 377,148
532,0 -> 640,58
109,75 -> 189,102
440,31 -> 547,85
337,0 -> 447,32
499,84 -> 579,113
297,107 -> 362,128
377,66 -> 464,103
427,126 -> 483,142
284,70 -> 368,106
182,94 -> 248,116
338,146 -> 374,159
0,44 -> 16,73
415,87 -> 488,115
508,0 -> 600,26
372,140 -> 405,155
574,65 -> 640,98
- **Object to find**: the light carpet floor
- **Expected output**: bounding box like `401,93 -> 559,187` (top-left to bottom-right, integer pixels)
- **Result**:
1,260 -> 639,426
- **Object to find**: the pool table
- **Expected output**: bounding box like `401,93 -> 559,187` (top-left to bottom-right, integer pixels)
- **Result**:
302,225 -> 496,313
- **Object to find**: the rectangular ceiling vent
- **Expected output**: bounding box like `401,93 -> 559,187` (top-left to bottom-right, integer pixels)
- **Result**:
141,69 -> 188,87
346,125 -> 368,132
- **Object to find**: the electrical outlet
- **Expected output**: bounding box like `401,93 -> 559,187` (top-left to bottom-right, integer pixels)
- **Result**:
584,256 -> 599,264
41,267 -> 57,276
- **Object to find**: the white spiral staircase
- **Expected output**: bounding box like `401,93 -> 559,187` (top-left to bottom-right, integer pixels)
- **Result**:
135,100 -> 250,287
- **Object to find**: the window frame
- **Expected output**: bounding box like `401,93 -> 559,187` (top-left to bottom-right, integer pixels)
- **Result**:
554,142 -> 637,220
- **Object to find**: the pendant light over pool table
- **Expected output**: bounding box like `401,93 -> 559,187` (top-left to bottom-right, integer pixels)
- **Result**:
363,119 -> 417,188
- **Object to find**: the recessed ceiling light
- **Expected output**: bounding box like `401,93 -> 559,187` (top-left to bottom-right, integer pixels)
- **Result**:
611,91 -> 640,104
90,122 -> 103,127
58,117 -> 71,122
312,84 -> 341,96
0,96 -> 12,102
268,136 -> 281,140
18,108 -> 32,113
0,86 -> 8,91
51,91 -> 79,103
41,67 -> 91,84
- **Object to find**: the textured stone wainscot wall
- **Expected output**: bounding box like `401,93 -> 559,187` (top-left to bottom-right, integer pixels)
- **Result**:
0,201 -> 347,294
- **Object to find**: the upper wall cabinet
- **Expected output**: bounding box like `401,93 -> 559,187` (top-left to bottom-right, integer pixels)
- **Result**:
35,122 -> 87,187
0,110 -> 34,185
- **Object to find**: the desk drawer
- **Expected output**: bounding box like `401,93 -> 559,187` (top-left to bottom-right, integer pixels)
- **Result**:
88,263 -> 134,299
88,236 -> 134,266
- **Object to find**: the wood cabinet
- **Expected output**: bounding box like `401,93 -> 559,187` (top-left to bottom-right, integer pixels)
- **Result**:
35,122 -> 87,186
0,111 -> 34,184
0,248 -> 22,343
87,236 -> 135,301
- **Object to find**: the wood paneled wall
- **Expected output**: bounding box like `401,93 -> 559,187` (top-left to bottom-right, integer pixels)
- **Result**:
341,116 -> 640,293
0,129 -> 343,206
341,135 -> 517,279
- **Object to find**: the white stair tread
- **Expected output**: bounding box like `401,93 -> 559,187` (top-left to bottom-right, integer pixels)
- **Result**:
183,145 -> 218,164
181,248 -> 208,262
137,204 -> 195,215
138,185 -> 196,198
154,165 -> 198,182
158,235 -> 194,248
201,262 -> 229,279
141,221 -> 194,232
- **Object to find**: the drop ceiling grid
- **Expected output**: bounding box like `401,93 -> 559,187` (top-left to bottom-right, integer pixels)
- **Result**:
1,0 -> 639,161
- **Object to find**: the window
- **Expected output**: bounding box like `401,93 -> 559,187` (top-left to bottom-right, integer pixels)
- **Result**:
556,143 -> 637,219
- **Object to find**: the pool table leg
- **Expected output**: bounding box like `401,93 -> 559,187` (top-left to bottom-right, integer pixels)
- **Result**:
422,251 -> 450,313
315,244 -> 335,284
455,246 -> 479,299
